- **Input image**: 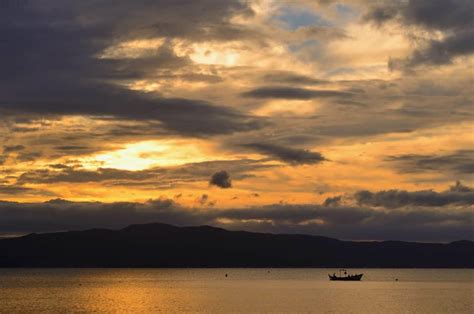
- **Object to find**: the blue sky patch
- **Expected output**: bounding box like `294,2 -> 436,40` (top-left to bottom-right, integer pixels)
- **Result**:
275,5 -> 332,30
334,3 -> 359,23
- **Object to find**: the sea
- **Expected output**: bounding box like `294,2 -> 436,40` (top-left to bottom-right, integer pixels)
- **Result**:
0,268 -> 472,313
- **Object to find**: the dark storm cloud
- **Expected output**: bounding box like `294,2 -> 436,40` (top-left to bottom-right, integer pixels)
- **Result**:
365,0 -> 474,67
241,86 -> 353,100
209,171 -> 232,189
242,143 -> 326,165
386,150 -> 474,175
0,0 -> 264,137
354,183 -> 474,208
0,199 -> 471,241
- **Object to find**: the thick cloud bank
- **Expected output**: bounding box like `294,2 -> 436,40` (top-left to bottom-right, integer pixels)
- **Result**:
1,184 -> 472,242
365,0 -> 474,68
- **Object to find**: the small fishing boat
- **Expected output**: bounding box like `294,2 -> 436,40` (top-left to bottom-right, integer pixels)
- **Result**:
328,269 -> 363,281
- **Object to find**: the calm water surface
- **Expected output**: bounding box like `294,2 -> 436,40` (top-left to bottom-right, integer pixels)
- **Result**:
0,268 -> 472,313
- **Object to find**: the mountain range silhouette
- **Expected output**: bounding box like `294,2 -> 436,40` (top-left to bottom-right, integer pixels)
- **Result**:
0,223 -> 472,267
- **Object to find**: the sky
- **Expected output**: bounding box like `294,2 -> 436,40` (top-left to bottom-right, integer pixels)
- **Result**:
0,0 -> 473,241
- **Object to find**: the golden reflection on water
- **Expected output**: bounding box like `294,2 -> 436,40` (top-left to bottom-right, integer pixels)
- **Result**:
0,269 -> 472,313
54,269 -> 207,312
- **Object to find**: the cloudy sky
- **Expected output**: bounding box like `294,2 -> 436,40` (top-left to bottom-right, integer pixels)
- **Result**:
1,0 -> 473,241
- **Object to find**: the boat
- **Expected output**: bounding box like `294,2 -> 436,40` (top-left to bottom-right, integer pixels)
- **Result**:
328,269 -> 363,281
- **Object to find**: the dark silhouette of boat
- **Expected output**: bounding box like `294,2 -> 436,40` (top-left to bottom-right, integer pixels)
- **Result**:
329,269 -> 363,281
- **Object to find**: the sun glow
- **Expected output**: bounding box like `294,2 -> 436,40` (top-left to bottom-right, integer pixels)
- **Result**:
79,140 -> 214,171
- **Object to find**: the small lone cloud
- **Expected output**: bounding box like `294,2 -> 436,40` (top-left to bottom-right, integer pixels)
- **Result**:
209,170 -> 232,188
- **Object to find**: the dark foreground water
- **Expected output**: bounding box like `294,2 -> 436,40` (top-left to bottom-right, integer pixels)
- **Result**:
0,268 -> 472,313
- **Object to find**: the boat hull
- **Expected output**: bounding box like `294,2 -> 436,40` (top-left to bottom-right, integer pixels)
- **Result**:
328,274 -> 363,281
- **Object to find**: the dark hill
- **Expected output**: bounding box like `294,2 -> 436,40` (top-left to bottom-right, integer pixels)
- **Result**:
0,223 -> 472,268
